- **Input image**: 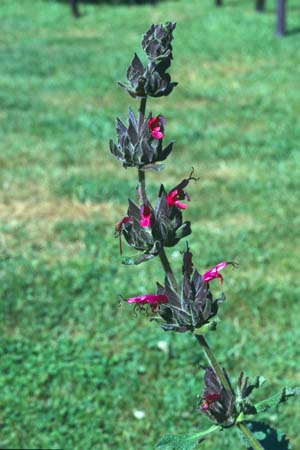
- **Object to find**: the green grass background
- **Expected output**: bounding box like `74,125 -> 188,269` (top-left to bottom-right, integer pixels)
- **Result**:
1,0 -> 300,448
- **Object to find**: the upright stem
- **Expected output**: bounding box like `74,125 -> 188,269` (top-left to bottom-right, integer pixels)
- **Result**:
138,169 -> 147,205
195,335 -> 232,394
237,422 -> 265,450
137,97 -> 179,292
159,247 -> 179,292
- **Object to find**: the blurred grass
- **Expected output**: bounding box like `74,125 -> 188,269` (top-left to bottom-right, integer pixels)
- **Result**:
1,0 -> 300,448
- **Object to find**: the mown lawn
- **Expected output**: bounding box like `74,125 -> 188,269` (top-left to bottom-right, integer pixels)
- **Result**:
1,0 -> 300,448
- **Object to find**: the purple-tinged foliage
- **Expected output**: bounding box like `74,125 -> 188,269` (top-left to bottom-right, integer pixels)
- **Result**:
144,58 -> 177,98
109,108 -> 173,169
200,367 -> 236,428
156,249 -> 225,332
118,22 -> 177,98
142,22 -> 176,61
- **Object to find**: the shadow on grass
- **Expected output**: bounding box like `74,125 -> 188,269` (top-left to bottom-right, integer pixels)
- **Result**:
49,0 -> 161,18
287,26 -> 300,36
243,421 -> 290,450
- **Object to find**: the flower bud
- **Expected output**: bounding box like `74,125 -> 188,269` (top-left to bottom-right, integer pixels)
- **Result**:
109,108 -> 173,170
199,367 -> 236,428
118,22 -> 177,98
142,22 -> 176,61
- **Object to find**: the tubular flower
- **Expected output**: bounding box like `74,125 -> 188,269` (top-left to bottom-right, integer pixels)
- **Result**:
166,169 -> 199,210
148,115 -> 165,139
110,108 -> 173,170
166,188 -> 188,209
202,261 -> 238,284
127,294 -> 168,312
139,204 -> 152,227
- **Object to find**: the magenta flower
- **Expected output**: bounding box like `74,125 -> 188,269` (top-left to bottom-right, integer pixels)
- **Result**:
202,261 -> 237,284
165,169 -> 199,210
202,393 -> 220,412
166,188 -> 188,209
127,294 -> 168,312
115,216 -> 132,233
148,115 -> 165,139
139,204 -> 152,227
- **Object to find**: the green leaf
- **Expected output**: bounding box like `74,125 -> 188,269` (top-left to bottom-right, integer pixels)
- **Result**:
255,386 -> 300,413
240,421 -> 291,450
156,425 -> 220,450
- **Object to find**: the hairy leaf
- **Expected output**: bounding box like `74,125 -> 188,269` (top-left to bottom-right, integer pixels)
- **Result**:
156,425 -> 220,450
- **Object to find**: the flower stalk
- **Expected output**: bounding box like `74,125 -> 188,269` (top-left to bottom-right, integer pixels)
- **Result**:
158,247 -> 179,293
237,422 -> 265,450
196,334 -> 232,395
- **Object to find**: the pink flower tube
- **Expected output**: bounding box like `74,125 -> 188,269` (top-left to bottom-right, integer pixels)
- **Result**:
166,188 -> 188,209
127,294 -> 168,312
139,204 -> 152,227
148,115 -> 165,139
202,261 -> 237,284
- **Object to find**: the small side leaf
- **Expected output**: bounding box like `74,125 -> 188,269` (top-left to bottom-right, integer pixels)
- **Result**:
255,386 -> 300,413
156,425 -> 220,450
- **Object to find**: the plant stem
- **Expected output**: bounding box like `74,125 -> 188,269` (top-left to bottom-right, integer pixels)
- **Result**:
237,422 -> 265,450
195,334 -> 232,394
159,247 -> 179,292
138,168 -> 147,205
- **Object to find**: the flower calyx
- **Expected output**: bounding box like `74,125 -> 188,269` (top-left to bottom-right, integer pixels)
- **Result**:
142,22 -> 176,62
110,108 -> 173,170
155,248 -> 225,332
199,367 -> 237,428
117,191 -> 191,264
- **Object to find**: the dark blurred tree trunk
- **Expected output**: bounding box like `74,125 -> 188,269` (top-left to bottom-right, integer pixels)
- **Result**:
256,0 -> 265,12
70,0 -> 80,18
215,0 -> 222,6
276,0 -> 286,36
